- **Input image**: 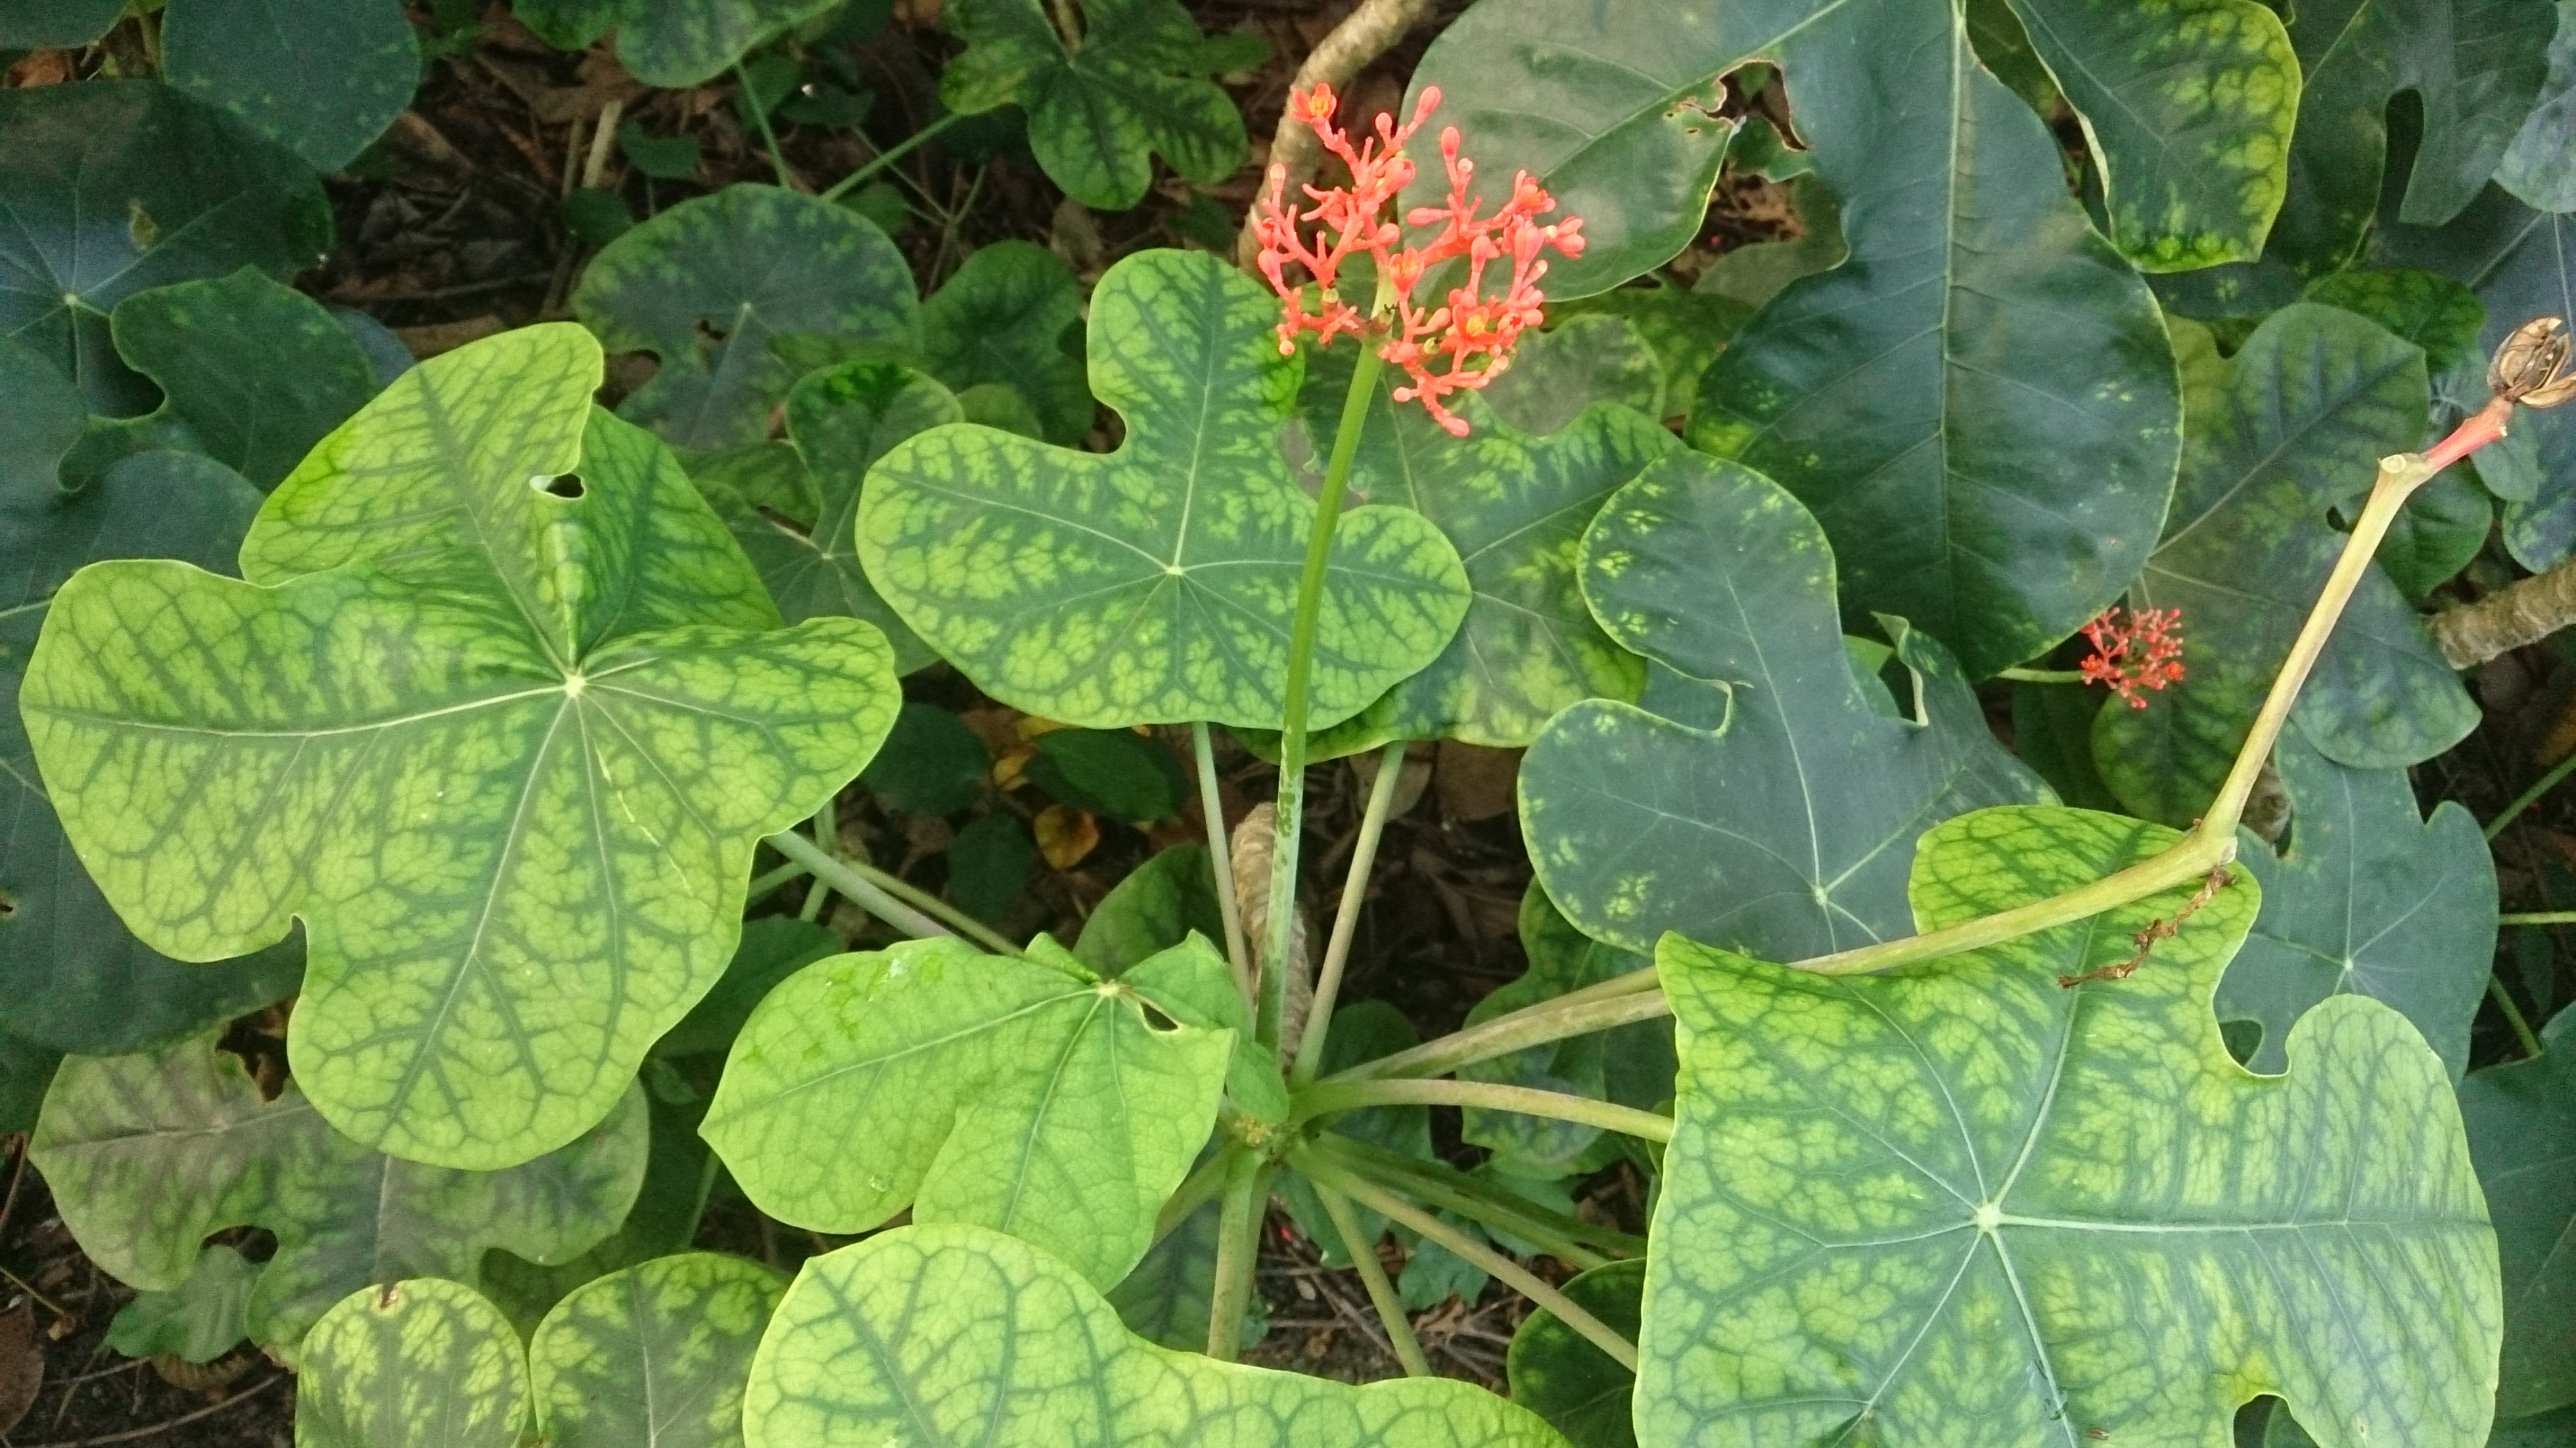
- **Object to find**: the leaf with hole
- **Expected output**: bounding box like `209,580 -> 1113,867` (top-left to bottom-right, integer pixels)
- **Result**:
1645,804 -> 2499,1447
939,0 -> 1247,210
19,323 -> 902,1168
860,248 -> 1469,730
575,185 -> 918,452
30,1031 -> 646,1361
743,1223 -> 1573,1447
0,82 -> 333,414
702,935 -> 1234,1288
2094,305 -> 2475,826
1520,451 -> 2047,961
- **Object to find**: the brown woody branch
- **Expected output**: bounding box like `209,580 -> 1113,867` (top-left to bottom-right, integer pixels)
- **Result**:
1231,0 -> 1435,269
2433,556 -> 2576,668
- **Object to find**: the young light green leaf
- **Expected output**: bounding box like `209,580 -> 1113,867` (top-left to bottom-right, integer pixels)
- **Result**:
31,1033 -> 645,1360
1520,451 -> 2046,960
703,359 -> 950,672
1299,351 -> 1678,758
21,323 -> 901,1168
1645,804 -> 2499,1448
105,1243 -> 259,1365
2094,304 -> 2474,825
2458,1006 -> 2576,1418
2498,1 -> 2576,212
296,1278 -> 528,1448
860,248 -> 1469,730
108,268 -> 380,489
1072,842 -> 1227,976
920,240 -> 1094,445
575,185 -> 917,451
1998,0 -> 2297,269
0,83 -> 333,414
2220,733 -> 2497,1079
1684,0 -> 2182,679
1,338 -> 306,1055
702,936 -> 1234,1288
163,0 -> 420,171
1507,1257 -> 1644,1448
530,1253 -> 789,1448
939,0 -> 1247,210
745,1223 -> 1572,1447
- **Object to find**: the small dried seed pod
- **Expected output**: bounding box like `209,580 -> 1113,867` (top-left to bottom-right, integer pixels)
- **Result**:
2490,316 -> 2576,407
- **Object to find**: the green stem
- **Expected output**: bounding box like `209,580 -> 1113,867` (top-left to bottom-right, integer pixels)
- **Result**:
1261,334 -> 1389,1050
1153,1146 -> 1238,1248
1326,976 -> 1670,1084
819,112 -> 969,202
737,62 -> 796,191
854,861 -> 1023,955
1301,1133 -> 1636,1267
2488,748 -> 2576,841
1312,1182 -> 1434,1377
1289,739 -> 1410,1084
2489,977 -> 2546,1059
1297,1077 -> 1673,1144
798,808 -> 835,922
1293,1148 -> 1638,1372
746,858 -> 810,898
765,830 -> 953,941
1193,722 -> 1255,1007
1997,667 -> 2087,685
1205,1153 -> 1272,1361
2500,911 -> 2576,926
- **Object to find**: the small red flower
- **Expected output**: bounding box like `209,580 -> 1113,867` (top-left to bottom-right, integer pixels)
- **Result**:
1253,85 -> 1582,436
2079,606 -> 2186,709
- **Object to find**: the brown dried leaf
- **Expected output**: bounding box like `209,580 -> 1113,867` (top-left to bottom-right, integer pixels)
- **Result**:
1035,804 -> 1099,869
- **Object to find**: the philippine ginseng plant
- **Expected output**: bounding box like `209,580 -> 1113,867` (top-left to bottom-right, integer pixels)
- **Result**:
9,0 -> 2576,1443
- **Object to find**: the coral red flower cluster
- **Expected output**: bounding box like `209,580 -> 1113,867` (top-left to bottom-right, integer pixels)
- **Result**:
1251,83 -> 1583,436
2079,606 -> 2186,708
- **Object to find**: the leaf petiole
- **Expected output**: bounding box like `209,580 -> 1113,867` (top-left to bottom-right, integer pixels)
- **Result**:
819,112 -> 969,204
1293,1077 -> 1673,1144
1204,1151 -> 1273,1360
1192,722 -> 1256,1007
1299,1132 -> 1638,1267
1312,1181 -> 1434,1376
764,830 -> 955,943
1289,737 -> 1410,1084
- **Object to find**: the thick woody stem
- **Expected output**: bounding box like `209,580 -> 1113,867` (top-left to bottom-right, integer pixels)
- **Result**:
1231,0 -> 1434,269
2432,553 -> 2576,667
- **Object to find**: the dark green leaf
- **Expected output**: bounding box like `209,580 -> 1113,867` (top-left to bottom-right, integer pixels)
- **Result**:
939,0 -> 1247,210
2009,681 -> 2121,812
2499,0 -> 2576,211
1520,451 -> 2046,960
2373,466 -> 2493,600
2094,306 -> 2475,825
515,0 -> 620,49
2304,268 -> 2489,373
1687,174 -> 1843,313
0,0 -> 120,46
0,83 -> 332,414
655,916 -> 841,1059
862,702 -> 991,817
560,187 -> 635,247
1507,1258 -> 1643,1448
528,0 -> 837,86
104,1244 -> 258,1365
575,184 -> 918,451
1478,316 -> 1665,436
163,0 -> 421,171
1073,843 -> 1227,976
2458,1007 -> 2576,1418
2219,733 -> 2496,1078
1025,728 -> 1187,821
108,268 -> 379,489
1684,0 -> 2182,679
777,79 -> 875,127
31,1033 -> 647,1359
1105,1190 -> 1262,1349
618,122 -> 704,179
920,240 -> 1094,443
948,811 -> 1034,921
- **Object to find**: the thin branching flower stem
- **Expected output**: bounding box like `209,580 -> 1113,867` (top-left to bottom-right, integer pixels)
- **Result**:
1313,1182 -> 1435,1377
1261,302 -> 1392,1050
1295,1077 -> 1674,1143
1290,738 -> 1411,1084
1193,722 -> 1256,1005
765,829 -> 954,942
1295,1148 -> 1638,1372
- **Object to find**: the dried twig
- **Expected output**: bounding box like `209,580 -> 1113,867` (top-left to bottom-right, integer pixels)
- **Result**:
2058,867 -> 2234,988
11,1372 -> 282,1447
1231,0 -> 1435,269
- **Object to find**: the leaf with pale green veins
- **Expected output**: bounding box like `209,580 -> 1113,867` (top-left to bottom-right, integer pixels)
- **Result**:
296,1279 -> 528,1448
530,1253 -> 789,1448
1552,285 -> 1753,419
1678,0 -> 2182,679
0,337 -> 305,1056
1508,1258 -> 1644,1448
2219,732 -> 2496,1079
2304,268 -> 2489,374
1996,0 -> 2298,269
30,1032 -> 645,1360
2093,305 -> 2475,826
939,0 -> 1247,210
860,248 -> 1469,730
2458,1006 -> 2576,1419
702,935 -> 1235,1288
920,240 -> 1093,445
1299,350 -> 1678,759
575,185 -> 918,452
163,0 -> 421,171
745,1223 -> 1573,1447
20,323 -> 902,1169
0,82 -> 333,414
1519,451 -> 2047,961
1644,803 -> 2499,1448
2499,1 -> 2576,211
1477,315 -> 1667,436
701,359 -> 947,672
